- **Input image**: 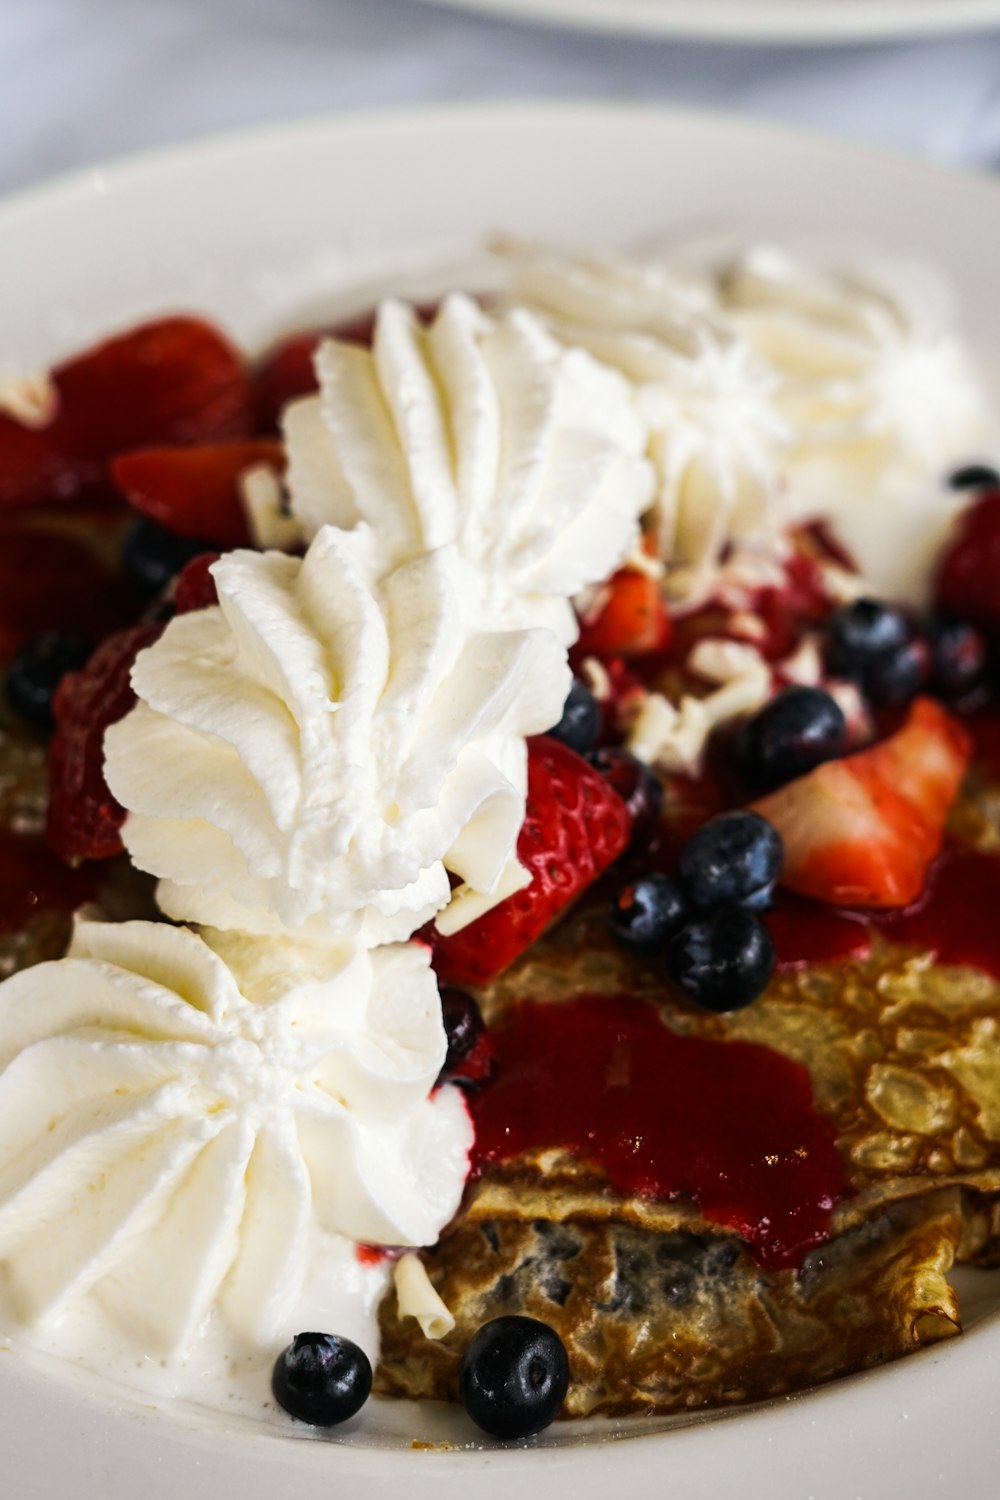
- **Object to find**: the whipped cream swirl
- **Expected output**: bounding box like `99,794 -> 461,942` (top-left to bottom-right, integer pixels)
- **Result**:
0,919 -> 470,1359
283,292 -> 654,645
105,528 -> 568,943
505,245 -> 790,607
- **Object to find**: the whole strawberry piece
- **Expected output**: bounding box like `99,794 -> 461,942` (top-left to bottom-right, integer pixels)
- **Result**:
46,621 -> 162,862
936,488 -> 1000,639
112,439 -> 283,548
432,736 -> 631,985
0,317 -> 252,511
750,697 -> 970,910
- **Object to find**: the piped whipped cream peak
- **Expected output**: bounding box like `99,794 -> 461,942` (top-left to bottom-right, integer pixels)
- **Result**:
505,239 -> 1000,609
283,292 -> 654,644
105,528 -> 569,944
0,920 -> 471,1361
503,244 -> 791,608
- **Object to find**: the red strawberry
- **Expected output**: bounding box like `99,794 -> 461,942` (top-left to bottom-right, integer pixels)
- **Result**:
576,564 -> 672,660
0,317 -> 252,512
432,736 -> 631,985
750,697 -> 970,909
112,440 -> 282,548
936,488 -> 1000,638
0,516 -> 134,661
46,621 -> 163,862
172,552 -> 221,613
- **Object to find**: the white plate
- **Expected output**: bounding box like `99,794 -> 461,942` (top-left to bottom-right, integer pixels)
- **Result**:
411,0 -> 1000,43
4,103 -> 1000,1500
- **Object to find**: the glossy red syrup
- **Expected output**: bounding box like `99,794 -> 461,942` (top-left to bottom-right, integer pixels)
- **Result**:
469,994 -> 847,1270
875,844 -> 1000,982
966,706 -> 1000,782
0,830 -> 99,933
766,890 -> 872,971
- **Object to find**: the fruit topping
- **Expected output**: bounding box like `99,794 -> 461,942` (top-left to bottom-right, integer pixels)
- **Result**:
46,621 -> 162,862
458,1316 -> 569,1439
948,463 -> 1000,490
549,677 -> 601,755
172,552 -> 221,614
437,987 -> 495,1089
678,810 -> 784,913
750,696 -> 970,909
122,517 -> 216,601
735,686 -> 847,793
575,563 -> 672,660
0,316 -> 252,511
609,873 -> 688,955
112,440 -> 282,548
665,908 -> 776,1013
936,487 -> 1000,639
587,746 -> 664,851
271,1332 -> 372,1427
6,633 -> 91,732
927,614 -> 988,701
0,516 -> 135,661
432,737 -> 631,985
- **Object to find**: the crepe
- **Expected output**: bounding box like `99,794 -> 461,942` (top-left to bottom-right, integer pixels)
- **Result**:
376,785 -> 1000,1417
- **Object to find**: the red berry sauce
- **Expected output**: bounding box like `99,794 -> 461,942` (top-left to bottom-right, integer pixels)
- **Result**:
873,845 -> 1000,983
766,890 -> 873,972
468,993 -> 847,1271
0,830 -> 99,933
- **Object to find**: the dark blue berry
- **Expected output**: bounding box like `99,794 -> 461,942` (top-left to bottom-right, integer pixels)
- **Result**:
588,747 -> 663,848
665,908 -> 775,1012
271,1332 -> 372,1426
861,636 -> 928,709
5,632 -> 91,731
677,811 -> 783,912
928,615 -> 987,699
123,517 -> 214,601
437,986 -> 487,1085
609,874 -> 688,955
825,598 -> 909,681
458,1316 -> 569,1439
948,463 -> 1000,490
735,686 -> 846,792
549,679 -> 600,755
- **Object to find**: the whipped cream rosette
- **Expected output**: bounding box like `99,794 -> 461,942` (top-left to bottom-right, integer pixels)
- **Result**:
283,292 -> 654,645
505,246 -> 790,607
0,919 -> 470,1368
105,526 -> 569,943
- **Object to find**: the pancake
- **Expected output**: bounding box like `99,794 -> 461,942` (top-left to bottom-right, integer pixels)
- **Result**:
375,778 -> 1000,1416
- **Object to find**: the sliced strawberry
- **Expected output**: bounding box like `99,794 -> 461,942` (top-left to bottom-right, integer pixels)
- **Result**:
750,697 -> 970,909
936,488 -> 1000,638
0,516 -> 135,660
432,736 -> 631,985
173,552 -> 221,613
112,440 -> 282,548
576,565 -> 672,661
0,316 -> 252,511
46,621 -> 162,862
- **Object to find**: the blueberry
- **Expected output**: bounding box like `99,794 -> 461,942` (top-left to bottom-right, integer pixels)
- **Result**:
588,747 -> 663,849
861,636 -> 928,709
5,632 -> 91,731
437,986 -> 487,1085
735,686 -> 846,792
665,908 -> 775,1012
549,679 -> 600,755
948,463 -> 1000,491
458,1316 -> 569,1439
928,615 -> 987,699
123,517 -> 215,601
825,598 -> 909,681
271,1332 -> 372,1426
677,811 -> 783,912
609,874 -> 688,955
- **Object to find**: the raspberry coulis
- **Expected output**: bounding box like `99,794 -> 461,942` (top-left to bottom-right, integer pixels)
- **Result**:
0,830 -> 99,932
468,993 -> 847,1271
